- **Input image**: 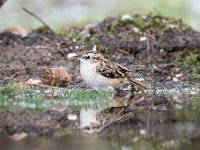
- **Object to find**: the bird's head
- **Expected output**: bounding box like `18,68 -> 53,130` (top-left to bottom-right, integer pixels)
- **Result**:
81,52 -> 103,63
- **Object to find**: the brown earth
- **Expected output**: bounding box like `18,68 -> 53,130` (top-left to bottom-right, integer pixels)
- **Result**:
1,14 -> 200,86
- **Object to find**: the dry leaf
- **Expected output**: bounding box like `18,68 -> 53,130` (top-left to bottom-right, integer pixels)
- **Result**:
3,26 -> 28,37
42,67 -> 72,87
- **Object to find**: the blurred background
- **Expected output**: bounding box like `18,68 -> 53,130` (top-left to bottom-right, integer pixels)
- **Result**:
0,0 -> 200,31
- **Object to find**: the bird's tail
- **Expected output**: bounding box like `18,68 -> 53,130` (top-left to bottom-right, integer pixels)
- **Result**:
128,78 -> 147,89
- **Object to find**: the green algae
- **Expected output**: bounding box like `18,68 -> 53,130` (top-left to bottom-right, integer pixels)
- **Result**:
178,51 -> 200,82
0,82 -> 22,99
0,82 -> 112,112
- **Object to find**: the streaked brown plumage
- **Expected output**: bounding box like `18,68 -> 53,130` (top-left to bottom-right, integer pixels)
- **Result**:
80,52 -> 147,90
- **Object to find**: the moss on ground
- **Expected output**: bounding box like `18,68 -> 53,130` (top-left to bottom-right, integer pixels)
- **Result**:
0,82 -> 111,112
178,50 -> 200,82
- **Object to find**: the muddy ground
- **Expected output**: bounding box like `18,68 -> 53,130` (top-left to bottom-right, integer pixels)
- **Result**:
0,14 -> 200,137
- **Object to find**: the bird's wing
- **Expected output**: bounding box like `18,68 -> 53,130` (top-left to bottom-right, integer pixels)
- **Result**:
96,58 -> 130,79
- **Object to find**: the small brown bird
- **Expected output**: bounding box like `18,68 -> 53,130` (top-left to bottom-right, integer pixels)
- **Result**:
80,52 -> 147,90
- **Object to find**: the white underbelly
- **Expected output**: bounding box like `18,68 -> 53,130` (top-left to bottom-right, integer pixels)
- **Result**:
80,59 -> 118,89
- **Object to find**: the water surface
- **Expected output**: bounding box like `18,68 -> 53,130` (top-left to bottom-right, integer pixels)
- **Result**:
0,84 -> 200,150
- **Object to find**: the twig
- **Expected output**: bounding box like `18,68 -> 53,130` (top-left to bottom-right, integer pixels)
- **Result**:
143,33 -> 155,61
116,48 -> 130,56
22,7 -> 54,33
146,37 -> 150,60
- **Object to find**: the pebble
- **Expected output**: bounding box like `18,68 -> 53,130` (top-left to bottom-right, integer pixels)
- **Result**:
67,53 -> 78,59
121,14 -> 133,21
140,36 -> 147,42
140,129 -> 146,135
172,77 -> 179,82
67,114 -> 78,120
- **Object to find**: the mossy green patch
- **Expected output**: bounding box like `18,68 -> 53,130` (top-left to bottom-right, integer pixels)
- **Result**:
89,36 -> 100,45
178,51 -> 200,82
132,16 -> 147,30
0,82 -> 21,99
63,89 -> 112,101
61,28 -> 82,40
191,74 -> 200,82
88,36 -> 109,53
66,32 -> 81,40
131,138 -> 191,150
0,82 -> 112,112
184,54 -> 200,66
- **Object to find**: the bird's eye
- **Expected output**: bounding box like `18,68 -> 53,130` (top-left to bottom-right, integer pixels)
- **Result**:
85,56 -> 90,59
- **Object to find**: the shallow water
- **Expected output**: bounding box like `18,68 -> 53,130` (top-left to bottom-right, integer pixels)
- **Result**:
0,93 -> 200,150
0,83 -> 200,150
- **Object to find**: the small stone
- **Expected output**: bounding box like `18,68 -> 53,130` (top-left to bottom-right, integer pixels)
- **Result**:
75,46 -> 79,49
140,129 -> 146,135
67,114 -> 78,120
121,14 -> 133,21
160,49 -> 164,53
140,36 -> 147,42
72,38 -> 77,42
134,77 -> 144,82
132,27 -> 140,33
27,79 -> 42,85
173,77 -> 179,82
67,53 -> 78,59
176,73 -> 182,78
